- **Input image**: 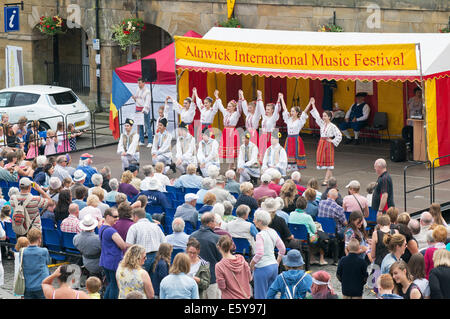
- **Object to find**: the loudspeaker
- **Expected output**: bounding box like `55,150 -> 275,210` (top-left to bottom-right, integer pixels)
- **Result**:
141,58 -> 157,83
390,139 -> 407,162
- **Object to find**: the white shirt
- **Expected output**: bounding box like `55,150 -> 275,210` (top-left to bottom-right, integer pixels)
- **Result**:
172,100 -> 196,124
282,110 -> 308,135
79,206 -> 103,224
175,134 -> 197,164
345,103 -> 370,122
154,173 -> 170,192
262,144 -> 288,172
240,99 -> 262,130
311,107 -> 343,147
196,96 -> 219,124
152,130 -> 172,157
198,138 -> 219,164
258,100 -> 280,133
117,132 -> 140,156
216,99 -> 241,127
237,142 -> 259,169
134,86 -> 151,113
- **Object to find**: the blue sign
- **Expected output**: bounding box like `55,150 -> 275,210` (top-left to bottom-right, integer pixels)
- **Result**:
4,6 -> 20,32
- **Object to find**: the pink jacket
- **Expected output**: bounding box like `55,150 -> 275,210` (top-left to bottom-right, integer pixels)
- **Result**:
215,254 -> 252,299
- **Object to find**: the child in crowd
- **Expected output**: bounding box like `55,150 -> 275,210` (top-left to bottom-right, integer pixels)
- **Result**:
14,237 -> 30,298
366,182 -> 377,208
26,133 -> 39,159
377,273 -> 403,299
44,130 -> 57,156
62,177 -> 73,189
0,126 -> 5,148
86,276 -> 102,299
267,249 -> 313,299
41,200 -> 56,223
151,243 -> 173,298
56,121 -> 71,153
1,205 -> 12,260
67,123 -> 84,152
336,238 -> 369,299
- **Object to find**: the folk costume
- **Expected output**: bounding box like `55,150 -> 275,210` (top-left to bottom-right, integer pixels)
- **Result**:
171,98 -> 196,137
257,99 -> 281,163
197,128 -> 220,177
283,109 -> 309,170
262,132 -> 288,176
174,122 -> 197,174
339,92 -> 370,143
151,118 -> 173,167
237,134 -> 260,183
216,99 -> 241,160
117,118 -> 140,171
240,99 -> 262,147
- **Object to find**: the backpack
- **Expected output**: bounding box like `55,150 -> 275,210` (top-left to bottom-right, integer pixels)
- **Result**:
11,194 -> 35,236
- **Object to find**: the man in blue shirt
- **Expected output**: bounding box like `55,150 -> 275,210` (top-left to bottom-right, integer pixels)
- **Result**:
173,164 -> 203,189
76,153 -> 98,188
22,228 -> 51,299
174,193 -> 199,230
132,178 -> 170,213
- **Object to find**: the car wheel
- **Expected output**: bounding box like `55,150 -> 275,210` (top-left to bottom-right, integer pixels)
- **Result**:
39,121 -> 50,131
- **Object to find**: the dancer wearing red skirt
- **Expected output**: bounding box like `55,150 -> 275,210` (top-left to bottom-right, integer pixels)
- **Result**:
280,93 -> 311,171
309,97 -> 342,186
257,90 -> 280,163
167,90 -> 196,137
215,89 -> 241,170
239,90 -> 262,147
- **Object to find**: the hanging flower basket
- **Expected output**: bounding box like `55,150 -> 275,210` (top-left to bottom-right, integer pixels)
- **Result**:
37,16 -> 66,36
318,24 -> 344,32
112,18 -> 145,51
216,17 -> 242,28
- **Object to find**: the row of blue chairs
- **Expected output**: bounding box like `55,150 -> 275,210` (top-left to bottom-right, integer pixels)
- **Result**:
0,181 -> 39,201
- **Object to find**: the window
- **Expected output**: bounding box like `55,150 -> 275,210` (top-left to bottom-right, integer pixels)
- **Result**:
11,93 -> 40,106
48,91 -> 78,105
0,92 -> 15,107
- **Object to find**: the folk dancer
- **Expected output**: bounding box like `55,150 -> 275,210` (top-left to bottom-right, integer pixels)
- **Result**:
310,98 -> 343,186
174,122 -> 197,174
131,78 -> 152,147
239,89 -> 262,147
117,118 -> 140,171
257,89 -> 281,163
167,93 -> 196,137
339,92 -> 370,145
151,118 -> 173,173
215,89 -> 241,170
193,87 -> 219,134
197,127 -> 220,177
237,132 -> 260,184
261,131 -> 288,177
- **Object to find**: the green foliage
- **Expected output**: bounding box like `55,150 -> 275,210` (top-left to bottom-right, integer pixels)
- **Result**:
112,18 -> 145,51
37,16 -> 66,36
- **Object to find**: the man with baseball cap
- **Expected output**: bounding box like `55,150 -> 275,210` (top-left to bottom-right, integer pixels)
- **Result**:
174,193 -> 199,231
76,153 -> 98,188
237,132 -> 260,184
151,118 -> 172,171
339,92 -> 371,145
342,179 -> 369,218
117,118 -> 140,171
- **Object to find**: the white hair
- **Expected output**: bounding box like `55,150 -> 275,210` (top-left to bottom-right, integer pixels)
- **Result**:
375,158 -> 387,169
202,177 -> 216,190
254,209 -> 272,226
225,170 -> 236,180
211,203 -> 225,218
172,217 -> 185,233
214,213 -> 223,227
207,165 -> 220,179
109,178 -> 119,191
291,171 -> 301,182
8,187 -> 19,198
266,168 -> 282,180
36,155 -> 48,168
91,173 -> 103,186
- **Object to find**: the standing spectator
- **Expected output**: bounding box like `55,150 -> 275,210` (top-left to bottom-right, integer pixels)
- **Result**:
173,164 -> 203,189
424,225 -> 448,279
216,235 -> 252,299
159,253 -> 199,299
126,208 -> 166,275
344,211 -> 370,261
86,277 -> 102,299
116,244 -> 154,299
52,155 -> 72,182
336,238 -> 368,299
317,189 -> 347,236
54,188 -> 72,223
250,209 -> 286,299
429,203 -> 448,227
113,202 -> 134,241
342,180 -> 369,218
76,153 -> 98,188
60,204 -> 81,234
224,170 -> 240,194
73,214 -> 102,277
267,249 -> 312,299
377,274 -> 403,299
306,271 -> 338,299
370,214 -> 399,268
390,260 -> 423,299
372,158 -> 394,214
186,237 -> 211,299
253,174 -> 277,201
408,253 -> 430,298
11,177 -> 50,234
105,178 -> 120,203
414,212 -> 433,251
165,218 -> 189,251
174,193 -> 199,230
118,170 -> 139,199
13,237 -> 30,298
366,182 -> 377,208
234,182 -> 258,212
208,175 -> 237,205
429,249 -> 450,299
380,233 -> 407,274
304,188 -> 319,219
22,229 -> 50,299
189,213 -> 221,299
99,208 -> 127,299
41,265 -> 89,299
320,177 -> 343,207
151,243 -> 173,298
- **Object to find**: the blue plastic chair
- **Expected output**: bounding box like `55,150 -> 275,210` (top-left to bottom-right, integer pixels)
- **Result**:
316,217 -> 339,264
171,248 -> 185,262
42,228 -> 65,261
344,211 -> 351,221
232,237 -> 252,257
231,192 -> 239,200
146,205 -> 163,215
4,222 -> 16,246
41,218 -> 55,230
105,201 -> 116,207
184,187 -> 199,194
61,231 -> 80,255
173,200 -> 184,208
196,203 -> 203,211
165,192 -> 177,201
165,207 -> 176,217
288,223 -> 311,270
166,185 -> 178,193
366,208 -> 378,224
184,221 -> 196,235
164,215 -> 174,235
175,193 -> 185,201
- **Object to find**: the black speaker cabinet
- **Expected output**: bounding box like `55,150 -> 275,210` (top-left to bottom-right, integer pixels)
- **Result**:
390,139 -> 407,162
141,58 -> 157,83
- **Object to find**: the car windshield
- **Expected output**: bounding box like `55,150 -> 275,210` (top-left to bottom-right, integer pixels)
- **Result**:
48,91 -> 78,105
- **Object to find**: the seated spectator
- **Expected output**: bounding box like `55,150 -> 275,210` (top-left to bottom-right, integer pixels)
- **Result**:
151,243 -> 173,298
274,197 -> 289,225
317,189 -> 347,237
408,253 -> 430,299
166,218 -> 190,250
92,187 -> 109,216
52,155 -> 72,182
41,200 -> 56,224
60,203 -> 81,234
79,194 -> 103,225
304,188 -> 319,219
321,177 -> 343,207
54,189 -> 72,223
414,212 -> 433,251
266,168 -> 283,196
64,154 -> 76,177
223,204 -> 258,253
73,214 -> 102,277
173,164 -> 203,189
253,174 -> 277,201
196,178 -> 215,205
72,184 -> 87,210
306,271 -> 338,299
88,173 -> 107,198
198,192 -> 216,215
267,249 -> 312,299
133,178 -> 170,213
380,233 -> 407,274
115,193 -> 128,207
154,162 -> 170,192
395,220 -> 419,264
408,219 -> 421,238
118,170 -> 139,199
213,214 -> 235,246
234,182 -> 258,212
70,169 -> 88,198
159,253 -> 199,299
62,177 -> 73,189
113,202 -> 134,241
429,249 -> 450,299
47,176 -> 62,204
424,225 -> 448,279
305,178 -> 322,202
34,163 -> 53,191
105,178 -> 120,203
32,155 -> 48,186
377,273 -> 403,299
280,180 -> 300,214
185,237 -> 211,299
387,207 -> 399,229
139,165 -> 156,193
42,264 -> 89,299
174,194 -> 199,231
208,175 -> 237,205
0,158 -> 19,183
390,260 -> 423,299
211,203 -> 225,220
128,165 -> 141,192
290,171 -> 306,195
342,180 -> 369,219
224,170 -> 240,195
100,166 -> 112,192
222,201 -> 236,223
76,153 -> 98,188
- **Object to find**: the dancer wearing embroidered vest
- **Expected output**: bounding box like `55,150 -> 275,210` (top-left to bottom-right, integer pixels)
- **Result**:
197,127 -> 220,177
339,92 -> 370,145
237,132 -> 260,184
174,122 -> 197,174
117,118 -> 140,171
262,131 -> 288,177
151,118 -> 172,173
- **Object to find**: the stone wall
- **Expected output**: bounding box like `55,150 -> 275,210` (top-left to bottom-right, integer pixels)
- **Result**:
0,0 -> 448,110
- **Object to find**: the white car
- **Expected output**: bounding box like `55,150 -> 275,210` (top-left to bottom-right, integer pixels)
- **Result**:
0,85 -> 91,131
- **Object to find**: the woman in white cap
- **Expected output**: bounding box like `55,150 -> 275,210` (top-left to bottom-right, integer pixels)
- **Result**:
262,197 -> 294,247
342,180 -> 369,218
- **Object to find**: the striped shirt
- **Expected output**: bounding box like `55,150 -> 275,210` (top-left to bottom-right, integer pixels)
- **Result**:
317,198 -> 347,233
60,214 -> 81,234
10,193 -> 49,231
125,218 -> 166,253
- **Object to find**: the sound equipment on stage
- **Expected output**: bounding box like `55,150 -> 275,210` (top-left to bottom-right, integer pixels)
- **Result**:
390,139 -> 407,162
141,59 -> 157,83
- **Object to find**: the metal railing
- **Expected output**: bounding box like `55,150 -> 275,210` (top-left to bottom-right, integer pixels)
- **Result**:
45,62 -> 90,95
403,160 -> 432,212
432,154 -> 450,203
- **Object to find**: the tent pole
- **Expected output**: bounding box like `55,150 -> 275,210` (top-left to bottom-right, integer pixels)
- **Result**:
417,43 -> 427,165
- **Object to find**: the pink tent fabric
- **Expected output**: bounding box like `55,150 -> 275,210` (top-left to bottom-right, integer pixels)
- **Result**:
115,30 -> 202,85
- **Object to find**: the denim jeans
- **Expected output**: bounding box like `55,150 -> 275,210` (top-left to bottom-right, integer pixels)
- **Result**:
103,267 -> 119,299
138,112 -> 153,144
24,289 -> 45,299
143,251 -> 157,276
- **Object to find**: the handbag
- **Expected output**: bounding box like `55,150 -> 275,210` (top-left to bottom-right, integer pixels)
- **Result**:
14,248 -> 26,296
